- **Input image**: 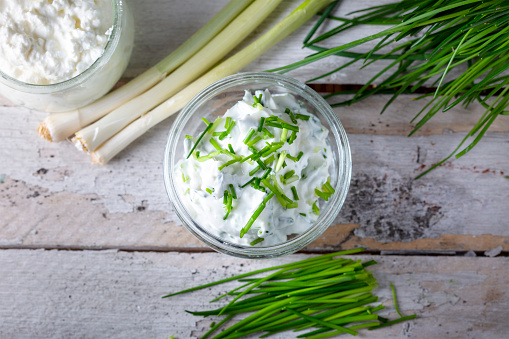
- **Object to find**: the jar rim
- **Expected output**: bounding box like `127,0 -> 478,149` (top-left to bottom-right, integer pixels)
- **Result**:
0,0 -> 123,93
163,72 -> 352,259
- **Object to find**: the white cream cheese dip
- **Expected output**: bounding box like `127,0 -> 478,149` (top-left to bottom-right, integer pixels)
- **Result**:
175,90 -> 335,247
0,0 -> 114,85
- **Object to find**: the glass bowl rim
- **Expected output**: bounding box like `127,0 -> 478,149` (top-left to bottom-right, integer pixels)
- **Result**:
0,0 -> 124,93
163,72 -> 352,259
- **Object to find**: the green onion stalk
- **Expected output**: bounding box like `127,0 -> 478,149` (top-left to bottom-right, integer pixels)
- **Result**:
37,0 -> 255,142
74,0 -> 284,152
272,0 -> 509,177
91,0 -> 336,164
162,248 -> 416,339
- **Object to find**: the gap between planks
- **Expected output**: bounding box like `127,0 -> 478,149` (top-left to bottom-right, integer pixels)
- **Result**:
0,245 -> 505,257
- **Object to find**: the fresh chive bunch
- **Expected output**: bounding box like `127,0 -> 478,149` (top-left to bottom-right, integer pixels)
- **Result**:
164,248 -> 416,338
184,94 -> 335,242
272,0 -> 509,177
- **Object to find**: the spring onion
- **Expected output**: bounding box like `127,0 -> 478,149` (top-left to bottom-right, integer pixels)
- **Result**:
37,0 -> 255,142
91,0 -> 335,164
73,0 -> 284,153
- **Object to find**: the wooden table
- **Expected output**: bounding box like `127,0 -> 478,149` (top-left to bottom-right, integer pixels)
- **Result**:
1,1 -> 508,338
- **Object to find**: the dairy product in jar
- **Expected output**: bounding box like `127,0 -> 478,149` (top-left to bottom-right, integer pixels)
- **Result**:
0,0 -> 113,85
175,90 -> 334,247
0,0 -> 134,112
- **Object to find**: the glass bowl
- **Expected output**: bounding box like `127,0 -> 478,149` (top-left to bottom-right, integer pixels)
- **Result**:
0,0 -> 134,112
163,72 -> 351,259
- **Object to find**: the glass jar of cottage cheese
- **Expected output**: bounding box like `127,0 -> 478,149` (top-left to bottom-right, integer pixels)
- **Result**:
0,0 -> 134,112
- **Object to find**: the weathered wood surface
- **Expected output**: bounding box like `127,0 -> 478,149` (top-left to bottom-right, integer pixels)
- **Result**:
1,96 -> 508,252
1,1 -> 508,338
0,250 -> 507,339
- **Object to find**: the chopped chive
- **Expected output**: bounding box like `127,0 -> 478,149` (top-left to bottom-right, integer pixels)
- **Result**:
223,190 -> 229,204
324,181 -> 335,194
206,188 -> 214,194
261,178 -> 287,208
185,135 -> 193,139
247,136 -> 262,147
265,121 -> 283,129
280,122 -> 299,132
240,154 -> 255,163
275,151 -> 287,173
299,213 -> 306,217
209,138 -> 222,151
250,238 -> 264,246
286,202 -> 298,209
195,151 -> 200,158
262,128 -> 274,138
287,130 -> 297,144
182,173 -> 187,182
223,192 -> 233,220
208,117 -> 223,133
256,160 -> 267,171
229,184 -> 237,199
297,151 -> 304,160
225,117 -> 232,129
258,145 -> 272,155
315,188 -> 330,201
295,113 -> 310,121
228,144 -> 235,154
285,108 -> 298,124
261,167 -> 272,180
252,94 -> 263,108
254,178 -> 261,188
241,177 -> 256,188
280,128 -> 289,143
197,150 -> 221,162
186,123 -> 212,159
219,121 -> 236,140
201,117 -> 210,126
283,170 -> 295,180
282,194 -> 294,204
291,186 -> 299,200
218,158 -> 242,170
286,154 -> 298,162
251,184 -> 266,193
265,116 -> 277,122
212,132 -> 223,136
263,155 -> 276,165
261,143 -> 283,158
312,201 -> 320,215
258,117 -> 265,132
240,192 -> 274,238
247,146 -> 259,154
249,166 -> 261,176
285,175 -> 299,185
243,128 -> 256,144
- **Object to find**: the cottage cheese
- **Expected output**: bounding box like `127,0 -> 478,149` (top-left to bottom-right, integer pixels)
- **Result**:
0,0 -> 114,85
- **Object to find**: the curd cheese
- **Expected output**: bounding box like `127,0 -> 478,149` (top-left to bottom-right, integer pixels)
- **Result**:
0,0 -> 114,85
176,90 -> 334,247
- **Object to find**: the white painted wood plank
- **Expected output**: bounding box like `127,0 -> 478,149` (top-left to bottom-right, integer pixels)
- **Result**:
0,250 -> 507,339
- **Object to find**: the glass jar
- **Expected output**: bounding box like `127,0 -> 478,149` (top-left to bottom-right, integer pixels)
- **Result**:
0,0 -> 134,112
163,72 -> 352,259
